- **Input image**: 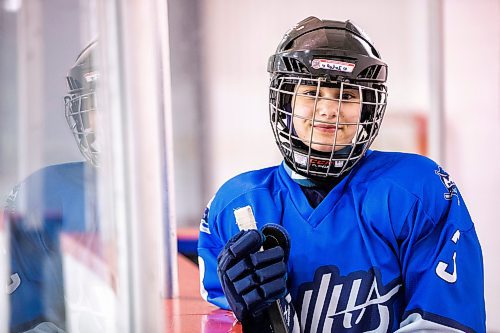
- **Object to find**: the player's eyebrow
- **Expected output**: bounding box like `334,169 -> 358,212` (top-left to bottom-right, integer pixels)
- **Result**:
342,88 -> 360,94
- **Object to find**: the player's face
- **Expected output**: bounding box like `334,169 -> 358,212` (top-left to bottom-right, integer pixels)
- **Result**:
291,84 -> 361,152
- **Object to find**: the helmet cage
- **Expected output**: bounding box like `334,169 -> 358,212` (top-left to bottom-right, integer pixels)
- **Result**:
269,75 -> 387,178
64,89 -> 98,166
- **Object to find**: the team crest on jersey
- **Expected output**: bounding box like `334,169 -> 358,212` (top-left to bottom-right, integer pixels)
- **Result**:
4,183 -> 21,213
298,266 -> 401,333
199,197 -> 214,234
435,166 -> 459,204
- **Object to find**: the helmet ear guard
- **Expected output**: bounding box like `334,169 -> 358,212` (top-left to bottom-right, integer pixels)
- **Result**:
268,17 -> 388,179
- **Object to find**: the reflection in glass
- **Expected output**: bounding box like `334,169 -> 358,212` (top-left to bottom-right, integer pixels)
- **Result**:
3,40 -> 116,332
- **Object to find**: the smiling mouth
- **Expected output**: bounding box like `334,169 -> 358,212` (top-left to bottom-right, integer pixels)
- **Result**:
313,124 -> 338,132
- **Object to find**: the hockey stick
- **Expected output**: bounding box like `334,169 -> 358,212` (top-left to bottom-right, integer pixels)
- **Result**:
234,206 -> 288,333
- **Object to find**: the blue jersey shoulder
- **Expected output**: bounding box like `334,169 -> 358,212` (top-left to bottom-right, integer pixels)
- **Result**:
356,151 -> 471,230
5,162 -> 90,213
357,151 -> 438,189
358,151 -> 454,199
23,161 -> 87,182
210,165 -> 280,213
200,165 -> 285,244
4,161 -> 96,234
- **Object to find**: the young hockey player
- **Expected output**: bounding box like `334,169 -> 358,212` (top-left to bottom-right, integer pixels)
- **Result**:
198,16 -> 485,332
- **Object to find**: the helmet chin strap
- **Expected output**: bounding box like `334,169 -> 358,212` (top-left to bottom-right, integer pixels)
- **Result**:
284,145 -> 352,187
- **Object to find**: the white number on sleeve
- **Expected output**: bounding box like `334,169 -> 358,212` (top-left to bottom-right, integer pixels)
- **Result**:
435,230 -> 460,283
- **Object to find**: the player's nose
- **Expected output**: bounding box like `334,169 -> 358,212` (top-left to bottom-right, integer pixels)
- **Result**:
316,98 -> 339,119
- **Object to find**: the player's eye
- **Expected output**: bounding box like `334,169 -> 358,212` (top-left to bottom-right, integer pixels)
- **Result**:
341,92 -> 359,101
301,90 -> 317,97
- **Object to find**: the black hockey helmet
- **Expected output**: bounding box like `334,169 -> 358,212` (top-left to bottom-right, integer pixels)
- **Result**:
268,17 -> 388,178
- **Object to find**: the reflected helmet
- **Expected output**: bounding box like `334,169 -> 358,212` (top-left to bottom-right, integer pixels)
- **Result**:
64,41 -> 99,166
268,17 -> 388,178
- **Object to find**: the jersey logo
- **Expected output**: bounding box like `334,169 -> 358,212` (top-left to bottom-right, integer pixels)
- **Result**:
4,183 -> 21,212
199,197 -> 214,234
435,166 -> 460,205
298,266 -> 401,333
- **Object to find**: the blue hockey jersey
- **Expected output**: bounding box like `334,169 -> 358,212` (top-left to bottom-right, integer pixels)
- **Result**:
198,150 -> 486,332
4,162 -> 98,332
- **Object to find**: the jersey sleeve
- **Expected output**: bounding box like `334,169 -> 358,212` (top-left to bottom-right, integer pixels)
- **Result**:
197,196 -> 230,310
395,166 -> 485,332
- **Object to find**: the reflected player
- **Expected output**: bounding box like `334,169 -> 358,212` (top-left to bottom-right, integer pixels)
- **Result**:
4,41 -> 102,332
198,17 -> 485,332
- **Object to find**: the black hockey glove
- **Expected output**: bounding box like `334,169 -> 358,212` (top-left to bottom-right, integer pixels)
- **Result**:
217,224 -> 290,323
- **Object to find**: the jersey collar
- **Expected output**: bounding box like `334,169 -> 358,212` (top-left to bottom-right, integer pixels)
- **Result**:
282,162 -> 318,187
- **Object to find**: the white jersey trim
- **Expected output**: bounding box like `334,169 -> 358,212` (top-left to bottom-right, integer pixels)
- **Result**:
198,256 -> 209,301
396,313 -> 467,332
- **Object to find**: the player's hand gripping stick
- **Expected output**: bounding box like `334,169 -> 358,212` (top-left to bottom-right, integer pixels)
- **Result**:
217,206 -> 293,333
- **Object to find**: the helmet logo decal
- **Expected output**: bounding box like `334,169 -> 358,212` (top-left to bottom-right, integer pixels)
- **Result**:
293,151 -> 308,166
311,59 -> 355,73
334,160 -> 344,168
84,71 -> 100,82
